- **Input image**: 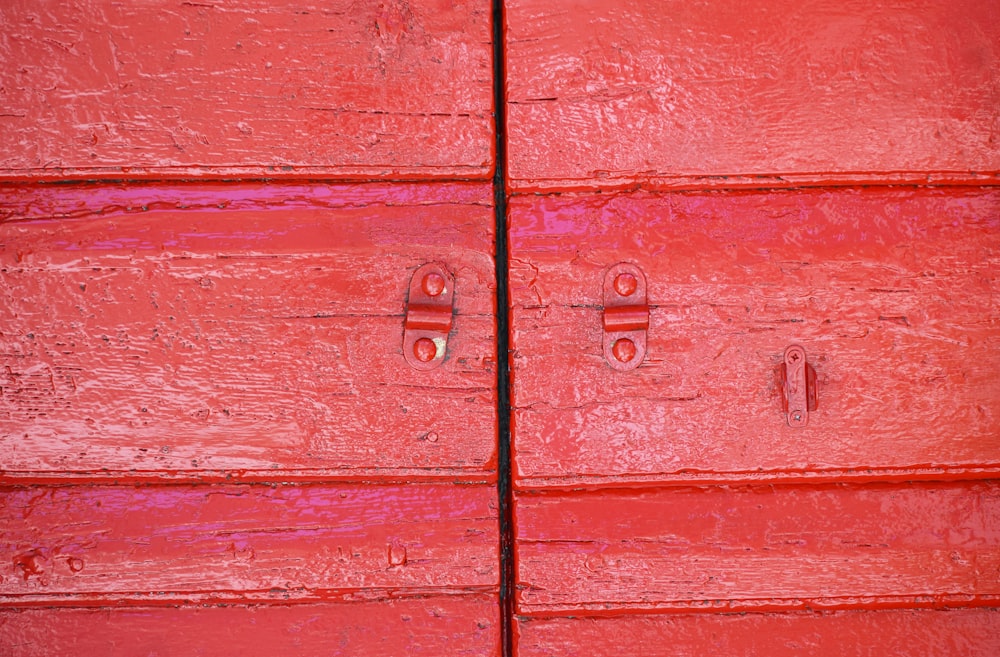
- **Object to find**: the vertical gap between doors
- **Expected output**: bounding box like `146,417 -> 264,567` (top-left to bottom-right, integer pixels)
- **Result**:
491,0 -> 514,655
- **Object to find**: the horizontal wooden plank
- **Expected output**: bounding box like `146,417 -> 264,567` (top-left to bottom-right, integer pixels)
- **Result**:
0,595 -> 499,656
0,0 -> 493,181
516,609 -> 1000,657
509,188 -> 1000,487
505,0 -> 1000,191
0,181 -> 495,314
0,483 -> 498,604
514,482 -> 1000,614
0,182 -> 497,481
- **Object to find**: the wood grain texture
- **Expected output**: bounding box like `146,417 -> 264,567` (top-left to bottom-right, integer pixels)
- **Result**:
515,482 -> 1000,615
0,182 -> 496,482
509,188 -> 1000,488
515,608 -> 1000,657
0,0 -> 493,181
0,596 -> 499,656
0,483 -> 498,604
504,0 -> 1000,191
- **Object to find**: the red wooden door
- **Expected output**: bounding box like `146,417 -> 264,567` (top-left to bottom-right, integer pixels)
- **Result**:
504,0 -> 1000,653
1,1 -> 500,654
4,0 -> 1000,655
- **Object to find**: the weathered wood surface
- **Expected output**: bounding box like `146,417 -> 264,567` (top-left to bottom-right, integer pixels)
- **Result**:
0,182 -> 497,482
515,482 -> 1000,615
504,0 -> 1000,191
509,188 -> 1000,488
0,596 -> 499,656
515,608 -> 1000,657
0,0 -> 494,181
0,483 -> 498,604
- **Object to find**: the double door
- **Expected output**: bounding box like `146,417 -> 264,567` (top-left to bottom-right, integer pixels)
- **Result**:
2,1 -> 999,654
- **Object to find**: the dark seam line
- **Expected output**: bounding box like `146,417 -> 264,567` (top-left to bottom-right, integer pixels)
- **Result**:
491,0 -> 514,656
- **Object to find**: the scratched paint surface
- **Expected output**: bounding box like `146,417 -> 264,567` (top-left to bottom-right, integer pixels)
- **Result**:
0,0 -> 494,181
515,482 -> 1000,614
0,182 -> 497,482
504,0 -> 1000,191
0,597 -> 500,656
509,188 -> 1000,488
515,609 -> 1000,656
1,483 -> 498,603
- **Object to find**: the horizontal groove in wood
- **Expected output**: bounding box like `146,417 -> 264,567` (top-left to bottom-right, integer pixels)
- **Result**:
514,608 -> 1000,657
0,595 -> 500,656
505,173 -> 1000,195
509,187 -> 1000,487
0,0 -> 494,181
0,483 -> 499,604
512,467 -> 1000,492
514,481 -> 1000,615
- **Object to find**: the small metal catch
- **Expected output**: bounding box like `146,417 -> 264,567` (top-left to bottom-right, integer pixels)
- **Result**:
602,263 -> 649,371
403,263 -> 454,370
778,345 -> 817,427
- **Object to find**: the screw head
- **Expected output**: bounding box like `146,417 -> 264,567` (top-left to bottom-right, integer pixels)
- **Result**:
413,338 -> 437,362
785,346 -> 805,366
612,338 -> 637,363
422,272 -> 445,297
613,273 -> 638,297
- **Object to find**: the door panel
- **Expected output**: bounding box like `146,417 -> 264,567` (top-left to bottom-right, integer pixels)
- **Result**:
0,596 -> 500,656
1,2 -> 500,653
505,0 -> 1000,647
0,0 -> 494,181
1,182 -> 497,482
504,0 -> 1000,191
515,609 -> 1000,657
510,188 -> 1000,488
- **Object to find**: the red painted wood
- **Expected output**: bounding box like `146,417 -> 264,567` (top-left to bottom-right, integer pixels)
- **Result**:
509,188 -> 1000,488
0,182 -> 496,482
0,0 -> 493,181
504,0 -> 1000,192
515,482 -> 1000,615
515,609 -> 1000,657
0,483 -> 497,604
0,596 -> 499,656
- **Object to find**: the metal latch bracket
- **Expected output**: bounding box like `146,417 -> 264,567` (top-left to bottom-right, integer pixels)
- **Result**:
403,263 -> 454,370
602,263 -> 649,371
